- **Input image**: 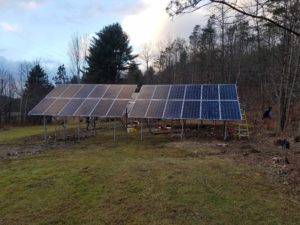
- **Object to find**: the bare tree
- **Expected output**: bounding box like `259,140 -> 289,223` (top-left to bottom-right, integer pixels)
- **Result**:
166,0 -> 300,36
68,33 -> 90,83
140,43 -> 155,72
17,62 -> 32,124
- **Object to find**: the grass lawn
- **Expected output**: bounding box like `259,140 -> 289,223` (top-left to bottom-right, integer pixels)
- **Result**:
0,127 -> 300,225
0,125 -> 56,144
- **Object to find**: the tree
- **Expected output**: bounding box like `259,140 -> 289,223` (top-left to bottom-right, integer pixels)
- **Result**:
166,0 -> 300,36
24,64 -> 53,122
126,62 -> 143,87
68,33 -> 89,83
53,64 -> 69,85
84,23 -> 137,84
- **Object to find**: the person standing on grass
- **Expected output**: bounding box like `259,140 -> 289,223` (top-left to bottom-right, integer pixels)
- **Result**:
262,106 -> 273,129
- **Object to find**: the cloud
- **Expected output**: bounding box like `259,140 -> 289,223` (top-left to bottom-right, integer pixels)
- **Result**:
0,0 -> 44,10
19,0 -> 42,10
0,22 -> 20,32
122,0 -> 209,52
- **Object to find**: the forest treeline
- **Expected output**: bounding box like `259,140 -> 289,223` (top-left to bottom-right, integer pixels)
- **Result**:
0,0 -> 300,134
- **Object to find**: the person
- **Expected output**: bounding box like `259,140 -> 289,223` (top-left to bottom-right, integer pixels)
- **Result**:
262,106 -> 273,129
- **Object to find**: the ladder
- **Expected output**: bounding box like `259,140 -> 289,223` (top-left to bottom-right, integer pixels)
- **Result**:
237,107 -> 250,139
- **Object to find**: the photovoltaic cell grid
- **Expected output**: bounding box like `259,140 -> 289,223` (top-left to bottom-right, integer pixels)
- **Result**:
28,84 -> 137,118
128,84 -> 241,120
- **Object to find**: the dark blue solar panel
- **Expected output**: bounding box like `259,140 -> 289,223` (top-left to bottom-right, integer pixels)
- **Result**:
182,101 -> 201,119
164,101 -> 183,119
153,85 -> 170,99
168,85 -> 185,99
185,85 -> 202,100
202,85 -> 218,100
201,101 -> 220,119
221,101 -> 241,120
220,85 -> 237,100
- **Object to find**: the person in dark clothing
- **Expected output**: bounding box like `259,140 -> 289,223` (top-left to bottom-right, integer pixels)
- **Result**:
262,106 -> 273,129
263,106 -> 272,119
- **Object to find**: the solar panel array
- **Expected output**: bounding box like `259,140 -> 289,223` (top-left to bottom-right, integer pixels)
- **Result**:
29,84 -> 137,118
128,84 -> 241,120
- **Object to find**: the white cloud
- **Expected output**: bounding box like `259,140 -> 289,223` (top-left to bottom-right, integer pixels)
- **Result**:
122,0 -> 210,52
0,0 -> 44,10
20,0 -> 42,10
0,22 -> 20,32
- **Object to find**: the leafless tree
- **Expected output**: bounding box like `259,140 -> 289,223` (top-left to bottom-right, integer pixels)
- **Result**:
68,33 -> 90,83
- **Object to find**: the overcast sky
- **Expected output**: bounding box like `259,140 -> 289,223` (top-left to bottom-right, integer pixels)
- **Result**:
0,0 -> 210,76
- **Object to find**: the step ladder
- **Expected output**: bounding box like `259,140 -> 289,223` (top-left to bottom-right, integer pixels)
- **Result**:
237,107 -> 250,139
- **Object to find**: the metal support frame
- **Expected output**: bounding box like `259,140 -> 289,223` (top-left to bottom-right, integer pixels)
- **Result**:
181,120 -> 184,140
43,116 -> 47,145
77,117 -> 80,142
223,121 -> 228,140
113,118 -> 116,142
140,120 -> 143,141
63,117 -> 66,142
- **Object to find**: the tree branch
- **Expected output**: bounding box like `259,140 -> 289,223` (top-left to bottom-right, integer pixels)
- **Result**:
211,0 -> 300,36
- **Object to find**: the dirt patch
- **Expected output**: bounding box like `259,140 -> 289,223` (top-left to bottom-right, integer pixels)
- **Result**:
27,178 -> 55,189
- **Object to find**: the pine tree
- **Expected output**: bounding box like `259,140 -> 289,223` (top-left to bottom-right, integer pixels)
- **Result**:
24,64 -> 53,118
84,23 -> 137,84
53,64 -> 69,85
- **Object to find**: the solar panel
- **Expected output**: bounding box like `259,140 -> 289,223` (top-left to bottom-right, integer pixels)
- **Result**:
28,84 -> 137,118
146,100 -> 166,118
221,101 -> 240,120
137,85 -> 155,99
128,84 -> 241,121
163,101 -> 183,119
153,85 -> 170,99
106,100 -> 129,117
169,86 -> 185,99
202,85 -> 218,100
185,85 -> 201,100
74,99 -> 99,116
88,85 -> 108,98
220,84 -> 237,100
201,101 -> 220,120
59,99 -> 85,116
29,98 -> 56,115
182,101 -> 201,119
44,99 -> 70,116
118,85 -> 137,99
91,99 -> 114,117
61,85 -> 82,98
30,84 -> 241,120
128,100 -> 150,118
74,84 -> 96,98
47,85 -> 67,97
103,85 -> 121,99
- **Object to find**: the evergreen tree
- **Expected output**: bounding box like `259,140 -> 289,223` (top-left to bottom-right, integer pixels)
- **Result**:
24,64 -> 53,119
84,23 -> 137,84
127,62 -> 143,87
53,64 -> 69,85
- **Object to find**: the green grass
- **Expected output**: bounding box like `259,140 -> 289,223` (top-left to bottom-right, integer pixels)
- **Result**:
0,127 -> 300,224
0,125 -> 56,144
